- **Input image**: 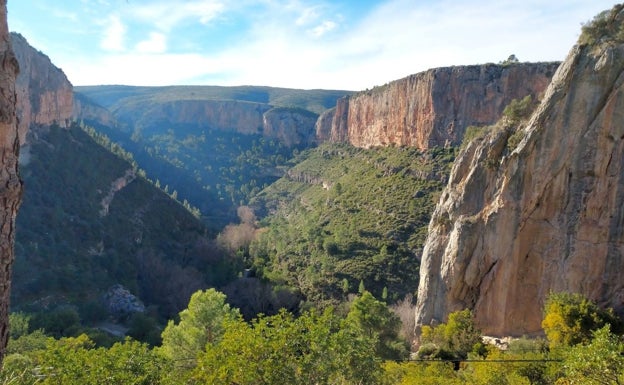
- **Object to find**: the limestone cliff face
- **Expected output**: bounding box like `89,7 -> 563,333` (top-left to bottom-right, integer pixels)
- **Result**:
415,13 -> 624,336
262,107 -> 318,147
10,33 -> 73,143
73,93 -> 117,127
317,63 -> 558,150
114,99 -> 317,146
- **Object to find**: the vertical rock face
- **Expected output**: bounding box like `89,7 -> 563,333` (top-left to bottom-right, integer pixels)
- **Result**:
0,0 -> 21,365
317,63 -> 558,150
415,7 -> 624,336
114,99 -> 318,147
10,32 -> 73,143
262,107 -> 318,147
72,93 -> 117,127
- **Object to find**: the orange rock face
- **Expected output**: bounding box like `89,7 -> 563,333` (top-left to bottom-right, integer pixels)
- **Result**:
415,35 -> 624,336
11,33 -> 73,144
317,63 -> 558,150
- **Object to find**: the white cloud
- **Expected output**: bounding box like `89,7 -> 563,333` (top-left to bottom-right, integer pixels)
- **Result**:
39,0 -> 622,90
309,20 -> 336,37
296,7 -> 320,26
100,14 -> 126,52
135,32 -> 167,53
131,1 -> 226,32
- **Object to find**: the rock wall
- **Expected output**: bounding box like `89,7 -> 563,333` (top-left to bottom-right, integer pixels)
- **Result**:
73,93 -> 117,127
114,99 -> 318,147
0,0 -> 21,363
415,9 -> 624,337
317,63 -> 559,150
10,33 -> 73,144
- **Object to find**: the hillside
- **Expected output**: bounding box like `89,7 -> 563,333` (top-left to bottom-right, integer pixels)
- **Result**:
15,123 -> 237,321
73,85 -> 352,226
250,143 -> 456,304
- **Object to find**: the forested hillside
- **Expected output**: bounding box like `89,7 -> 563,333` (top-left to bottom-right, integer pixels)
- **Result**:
14,123 -> 239,322
75,85 -> 351,227
250,144 -> 456,305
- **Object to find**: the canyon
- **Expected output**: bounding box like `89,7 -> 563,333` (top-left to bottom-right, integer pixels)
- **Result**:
11,9 -> 624,340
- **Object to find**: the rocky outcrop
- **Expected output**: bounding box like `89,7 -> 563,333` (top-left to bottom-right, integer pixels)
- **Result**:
0,0 -> 21,364
10,33 -> 73,144
113,99 -> 318,147
262,107 -> 318,147
73,92 -> 117,127
317,63 -> 558,150
415,6 -> 624,337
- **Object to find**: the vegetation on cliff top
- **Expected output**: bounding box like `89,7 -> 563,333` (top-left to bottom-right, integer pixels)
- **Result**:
75,85 -> 352,115
579,3 -> 624,46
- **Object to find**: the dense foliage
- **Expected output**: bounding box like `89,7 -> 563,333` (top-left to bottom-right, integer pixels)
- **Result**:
2,291 -> 622,384
14,123 -> 239,325
81,118 -> 300,229
250,143 -> 456,304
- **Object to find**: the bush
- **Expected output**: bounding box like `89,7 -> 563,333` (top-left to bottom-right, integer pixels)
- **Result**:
579,4 -> 624,46
503,95 -> 534,126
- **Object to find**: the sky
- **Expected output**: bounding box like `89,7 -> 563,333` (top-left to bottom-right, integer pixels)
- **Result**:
7,0 -> 618,91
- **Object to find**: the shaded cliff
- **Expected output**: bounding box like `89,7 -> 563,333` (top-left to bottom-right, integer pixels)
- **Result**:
415,5 -> 624,337
317,63 -> 559,150
73,92 -> 117,127
76,85 -> 352,148
10,33 -> 73,144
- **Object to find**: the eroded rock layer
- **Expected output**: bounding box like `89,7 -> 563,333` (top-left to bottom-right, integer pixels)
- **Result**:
317,63 -> 559,150
11,33 -> 73,143
415,17 -> 624,336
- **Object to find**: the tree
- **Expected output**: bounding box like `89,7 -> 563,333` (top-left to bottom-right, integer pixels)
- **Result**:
0,0 -> 22,367
27,335 -> 164,385
541,292 -> 620,348
419,309 -> 482,360
194,307 -> 384,385
158,289 -> 240,370
561,325 -> 624,384
346,291 -> 409,360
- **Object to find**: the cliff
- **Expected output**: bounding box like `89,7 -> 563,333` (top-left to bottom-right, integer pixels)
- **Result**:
10,33 -> 73,143
73,92 -> 117,127
317,63 -> 559,150
109,99 -> 318,147
0,0 -> 21,363
414,5 -> 624,337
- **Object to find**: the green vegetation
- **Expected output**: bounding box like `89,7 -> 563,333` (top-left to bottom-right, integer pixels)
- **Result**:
15,123 -> 240,326
3,290 -> 622,384
418,309 -> 483,360
250,143 -> 457,305
158,289 -> 240,372
579,4 -> 624,46
541,291 -> 621,348
75,85 -> 352,115
502,95 -> 534,126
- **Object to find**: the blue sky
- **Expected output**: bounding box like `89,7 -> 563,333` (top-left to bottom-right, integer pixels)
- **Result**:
7,0 -> 617,90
